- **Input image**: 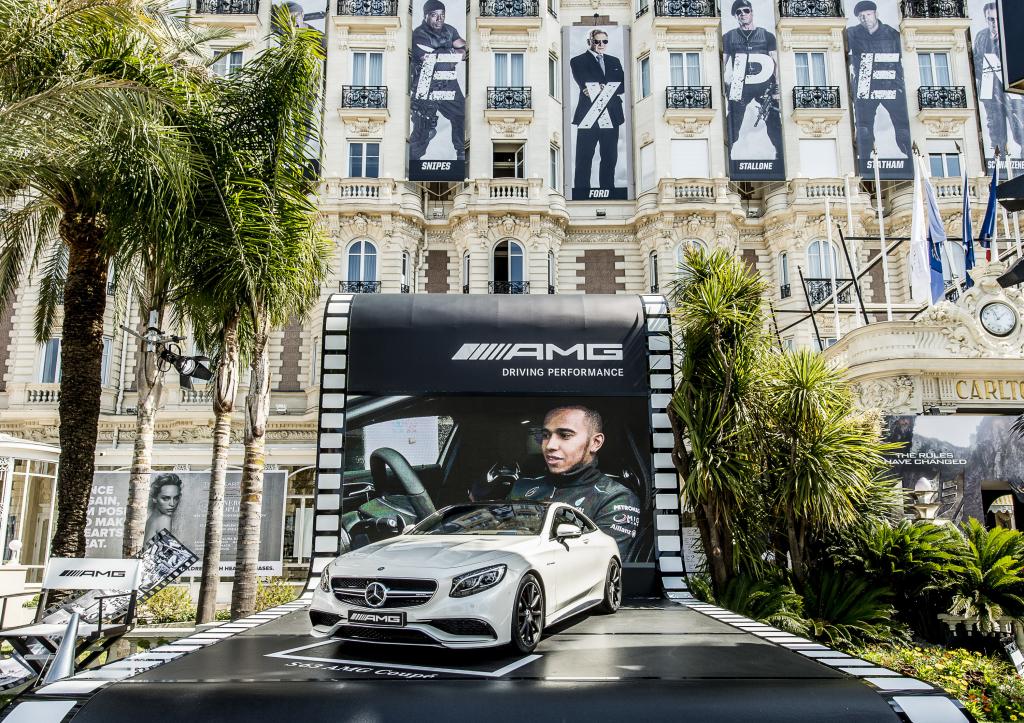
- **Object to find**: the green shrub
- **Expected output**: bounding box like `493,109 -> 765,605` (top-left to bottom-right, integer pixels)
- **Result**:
800,570 -> 903,647
138,585 -> 196,624
214,609 -> 232,621
21,594 -> 38,609
255,577 -> 297,612
856,643 -> 1024,722
715,572 -> 808,635
950,520 -> 1024,633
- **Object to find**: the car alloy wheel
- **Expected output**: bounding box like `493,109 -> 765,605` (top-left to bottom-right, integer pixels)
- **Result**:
512,574 -> 544,653
598,558 -> 621,614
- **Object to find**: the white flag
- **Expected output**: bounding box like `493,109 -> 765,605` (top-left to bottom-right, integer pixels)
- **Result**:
908,155 -> 931,304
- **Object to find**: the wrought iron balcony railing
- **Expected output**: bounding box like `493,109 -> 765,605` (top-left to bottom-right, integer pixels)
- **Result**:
780,283 -> 791,299
901,0 -> 965,17
337,0 -> 398,15
650,284 -> 659,293
195,0 -> 258,13
793,86 -> 840,109
666,86 -> 712,109
341,86 -> 388,109
653,0 -> 716,16
463,284 -> 470,294
486,87 -> 532,110
778,0 -> 843,16
401,284 -> 410,294
479,0 -> 539,16
805,278 -> 852,305
107,281 -> 116,296
917,86 -> 967,110
548,285 -> 555,294
339,281 -> 381,293
489,281 -> 530,294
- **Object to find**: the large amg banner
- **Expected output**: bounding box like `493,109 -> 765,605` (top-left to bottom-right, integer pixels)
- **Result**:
721,0 -> 785,180
85,470 -> 287,575
845,0 -> 912,179
969,0 -> 1024,173
563,26 -> 633,200
341,295 -> 655,570
408,0 -> 467,181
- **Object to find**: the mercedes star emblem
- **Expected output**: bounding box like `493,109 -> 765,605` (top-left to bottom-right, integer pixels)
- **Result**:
364,581 -> 388,608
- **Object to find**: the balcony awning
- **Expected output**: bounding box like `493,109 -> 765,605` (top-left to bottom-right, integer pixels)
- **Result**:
0,433 -> 60,462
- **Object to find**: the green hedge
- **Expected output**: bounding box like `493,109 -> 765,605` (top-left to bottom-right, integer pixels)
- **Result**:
856,644 -> 1024,722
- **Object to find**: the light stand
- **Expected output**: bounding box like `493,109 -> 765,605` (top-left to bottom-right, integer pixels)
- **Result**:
120,314 -> 213,390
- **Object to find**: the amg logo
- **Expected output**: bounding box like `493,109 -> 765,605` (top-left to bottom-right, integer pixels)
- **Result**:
350,611 -> 402,625
452,343 -> 623,362
59,570 -> 126,578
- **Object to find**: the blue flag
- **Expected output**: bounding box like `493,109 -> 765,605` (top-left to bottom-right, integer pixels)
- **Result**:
921,170 -> 948,304
978,160 -> 999,260
962,169 -> 975,288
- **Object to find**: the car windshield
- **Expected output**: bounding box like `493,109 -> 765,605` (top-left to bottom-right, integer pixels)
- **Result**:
410,503 -> 546,536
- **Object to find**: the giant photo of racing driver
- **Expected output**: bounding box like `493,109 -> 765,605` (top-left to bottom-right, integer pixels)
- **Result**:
563,26 -> 633,200
335,395 -> 652,564
721,0 -> 785,180
408,0 -> 466,181
845,0 -> 912,179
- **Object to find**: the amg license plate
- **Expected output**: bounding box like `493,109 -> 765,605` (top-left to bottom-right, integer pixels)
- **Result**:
348,609 -> 406,627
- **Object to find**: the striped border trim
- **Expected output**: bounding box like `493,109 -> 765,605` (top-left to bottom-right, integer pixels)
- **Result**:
683,602 -> 976,723
0,597 -> 313,723
305,293 -> 352,591
641,295 -> 687,599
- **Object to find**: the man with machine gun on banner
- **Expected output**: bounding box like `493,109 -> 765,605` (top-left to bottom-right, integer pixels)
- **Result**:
722,0 -> 783,179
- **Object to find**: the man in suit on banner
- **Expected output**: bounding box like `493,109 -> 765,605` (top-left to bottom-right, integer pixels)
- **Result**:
974,1 -> 1024,162
570,29 -> 626,199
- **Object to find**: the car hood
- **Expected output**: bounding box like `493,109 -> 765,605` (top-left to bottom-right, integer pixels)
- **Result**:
339,535 -> 535,570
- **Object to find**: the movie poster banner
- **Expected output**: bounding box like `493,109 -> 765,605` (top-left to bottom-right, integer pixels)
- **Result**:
85,471 -> 287,575
563,26 -> 633,200
968,0 -> 1024,174
408,0 -> 467,181
845,0 -> 912,179
721,0 -> 785,181
883,415 -> 1024,526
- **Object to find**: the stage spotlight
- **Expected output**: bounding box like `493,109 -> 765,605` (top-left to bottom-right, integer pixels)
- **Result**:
997,257 -> 1024,288
159,347 -> 213,390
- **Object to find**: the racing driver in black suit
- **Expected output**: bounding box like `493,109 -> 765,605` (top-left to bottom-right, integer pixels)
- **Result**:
509,405 -> 640,558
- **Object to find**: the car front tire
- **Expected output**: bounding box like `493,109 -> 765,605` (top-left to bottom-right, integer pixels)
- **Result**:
596,558 -> 622,614
509,573 -> 544,654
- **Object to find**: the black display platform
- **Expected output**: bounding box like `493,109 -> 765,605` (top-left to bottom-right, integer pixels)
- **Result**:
58,601 -> 903,722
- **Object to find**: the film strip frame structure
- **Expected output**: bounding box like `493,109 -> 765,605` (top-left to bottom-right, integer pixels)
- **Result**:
642,295 -> 688,599
304,293 -> 689,596
684,602 -> 975,723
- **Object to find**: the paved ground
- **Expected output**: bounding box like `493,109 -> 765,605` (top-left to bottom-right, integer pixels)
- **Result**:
58,600 -> 904,722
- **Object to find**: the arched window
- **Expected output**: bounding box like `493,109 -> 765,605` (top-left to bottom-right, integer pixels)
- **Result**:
806,239 -> 838,278
401,251 -> 411,293
346,240 -> 377,282
649,251 -> 659,292
492,240 -> 525,293
942,241 -> 966,282
462,252 -> 470,294
547,250 -> 555,294
779,252 -> 791,298
675,239 -> 705,278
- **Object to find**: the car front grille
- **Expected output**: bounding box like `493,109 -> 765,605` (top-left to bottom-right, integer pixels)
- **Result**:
332,576 -> 438,608
426,618 -> 497,638
334,625 -> 439,646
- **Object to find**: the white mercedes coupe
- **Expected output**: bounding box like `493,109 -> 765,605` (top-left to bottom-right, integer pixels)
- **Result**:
309,501 -> 622,653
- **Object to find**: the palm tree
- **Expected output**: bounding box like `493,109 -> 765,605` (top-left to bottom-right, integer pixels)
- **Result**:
667,247 -> 769,594
950,520 -> 1024,633
0,0 -> 214,557
177,10 -> 329,620
761,349 -> 901,584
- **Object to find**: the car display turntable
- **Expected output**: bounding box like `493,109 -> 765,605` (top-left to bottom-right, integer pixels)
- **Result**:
6,596 -> 972,723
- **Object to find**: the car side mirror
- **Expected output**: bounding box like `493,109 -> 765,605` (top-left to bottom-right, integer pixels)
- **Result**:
555,523 -> 582,540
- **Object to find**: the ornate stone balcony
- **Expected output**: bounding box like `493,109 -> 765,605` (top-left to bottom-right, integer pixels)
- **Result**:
333,0 -> 401,28
664,88 -> 715,137
318,178 -> 423,218
452,178 -> 565,219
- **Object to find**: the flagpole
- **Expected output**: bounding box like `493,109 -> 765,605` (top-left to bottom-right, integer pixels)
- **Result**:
844,173 -> 860,328
871,147 -> 893,321
825,199 -> 842,340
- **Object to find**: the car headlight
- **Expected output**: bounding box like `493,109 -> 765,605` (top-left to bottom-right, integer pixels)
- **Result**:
450,564 -> 507,598
318,565 -> 332,594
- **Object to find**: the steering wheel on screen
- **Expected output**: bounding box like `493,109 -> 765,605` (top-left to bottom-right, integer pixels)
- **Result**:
368,447 -> 437,521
